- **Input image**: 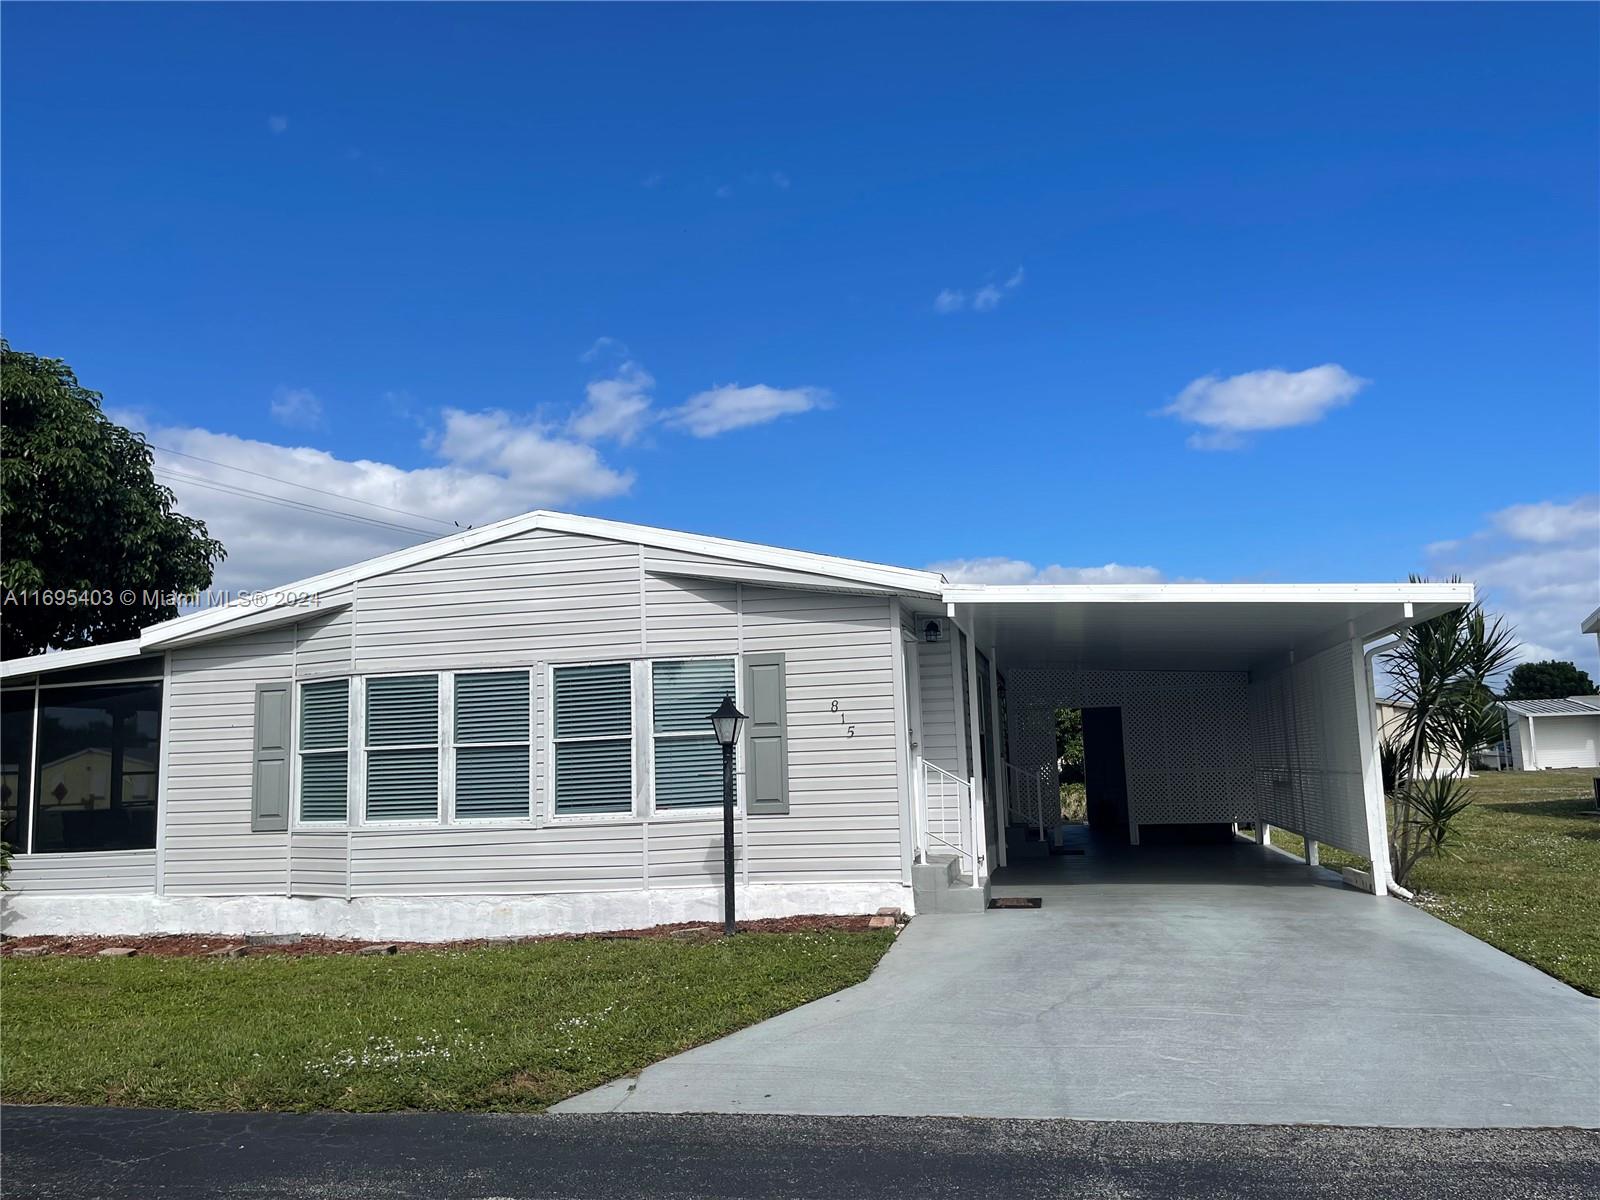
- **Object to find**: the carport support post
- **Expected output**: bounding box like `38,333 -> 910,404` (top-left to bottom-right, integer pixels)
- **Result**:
988,647 -> 1008,870
1304,838 -> 1319,867
1351,638 -> 1394,898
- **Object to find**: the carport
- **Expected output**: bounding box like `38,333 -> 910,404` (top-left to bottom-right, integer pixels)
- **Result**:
908,583 -> 1473,902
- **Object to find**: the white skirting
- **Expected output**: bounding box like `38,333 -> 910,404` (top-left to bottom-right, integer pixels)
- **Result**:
0,882 -> 914,942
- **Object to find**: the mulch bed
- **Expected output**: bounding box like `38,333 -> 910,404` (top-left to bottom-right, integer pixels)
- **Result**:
0,914 -> 883,960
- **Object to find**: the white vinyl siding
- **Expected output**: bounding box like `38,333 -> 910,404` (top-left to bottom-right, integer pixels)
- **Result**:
551,663 -> 634,817
1,848 -> 157,894
66,526 -> 908,902
364,675 -> 440,823
738,588 -> 902,886
298,679 -> 349,822
453,671 -> 532,820
651,658 -> 735,810
165,629 -> 296,896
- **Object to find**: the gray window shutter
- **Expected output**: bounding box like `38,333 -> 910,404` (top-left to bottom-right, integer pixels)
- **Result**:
743,652 -> 788,815
252,683 -> 291,832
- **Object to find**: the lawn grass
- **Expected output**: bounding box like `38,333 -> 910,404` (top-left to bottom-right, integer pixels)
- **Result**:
1264,768 -> 1600,996
0,929 -> 894,1111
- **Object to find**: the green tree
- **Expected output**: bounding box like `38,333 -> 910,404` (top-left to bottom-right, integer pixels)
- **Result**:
1054,706 -> 1084,783
1501,660 -> 1597,701
1,341 -> 225,658
1382,588 -> 1519,888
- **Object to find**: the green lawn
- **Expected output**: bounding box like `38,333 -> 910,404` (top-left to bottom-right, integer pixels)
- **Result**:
0,929 -> 893,1112
1264,768 -> 1600,996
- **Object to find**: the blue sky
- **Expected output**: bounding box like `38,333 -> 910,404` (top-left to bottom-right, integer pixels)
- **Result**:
4,3 -> 1597,668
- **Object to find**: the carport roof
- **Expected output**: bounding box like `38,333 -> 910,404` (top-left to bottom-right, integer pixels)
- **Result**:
941,582 -> 1473,673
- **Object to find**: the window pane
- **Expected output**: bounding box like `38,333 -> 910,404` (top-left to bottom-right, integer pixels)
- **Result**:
456,745 -> 530,819
553,664 -> 631,739
652,659 -> 735,735
300,680 -> 349,750
455,672 -> 529,744
300,753 -> 348,822
554,740 -> 632,814
655,736 -> 726,809
366,748 -> 439,821
366,676 -> 438,746
2,690 -> 34,851
32,683 -> 161,854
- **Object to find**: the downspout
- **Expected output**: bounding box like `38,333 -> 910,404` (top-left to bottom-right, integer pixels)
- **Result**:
1364,636 -> 1403,898
1364,635 -> 1421,901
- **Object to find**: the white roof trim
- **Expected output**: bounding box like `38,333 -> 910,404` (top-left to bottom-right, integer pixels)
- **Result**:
941,582 -> 1475,606
137,510 -> 946,650
1,638 -> 149,681
1501,698 -> 1600,718
1582,606 -> 1600,636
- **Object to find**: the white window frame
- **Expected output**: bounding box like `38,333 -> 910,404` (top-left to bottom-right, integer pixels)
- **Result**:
647,655 -> 741,821
448,668 -> 535,825
291,675 -> 354,830
545,659 -> 638,825
360,671 -> 444,828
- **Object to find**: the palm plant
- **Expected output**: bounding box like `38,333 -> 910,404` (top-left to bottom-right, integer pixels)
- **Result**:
1381,582 -> 1518,888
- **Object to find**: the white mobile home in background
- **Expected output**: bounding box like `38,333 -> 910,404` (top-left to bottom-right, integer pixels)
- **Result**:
1,511 -> 1470,939
1500,697 -> 1600,771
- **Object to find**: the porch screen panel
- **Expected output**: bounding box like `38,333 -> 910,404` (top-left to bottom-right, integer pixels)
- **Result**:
553,664 -> 632,815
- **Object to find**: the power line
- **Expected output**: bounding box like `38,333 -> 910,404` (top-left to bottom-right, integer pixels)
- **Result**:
151,443 -> 458,531
155,468 -> 442,539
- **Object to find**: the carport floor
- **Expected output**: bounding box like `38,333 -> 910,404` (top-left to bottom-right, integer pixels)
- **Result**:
554,836 -> 1600,1127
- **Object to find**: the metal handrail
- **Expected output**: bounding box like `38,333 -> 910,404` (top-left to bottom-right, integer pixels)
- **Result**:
1002,759 -> 1058,842
919,760 -> 980,883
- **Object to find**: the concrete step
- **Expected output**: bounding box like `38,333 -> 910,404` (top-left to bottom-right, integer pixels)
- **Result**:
912,854 -> 991,914
911,855 -> 959,890
938,876 -> 991,913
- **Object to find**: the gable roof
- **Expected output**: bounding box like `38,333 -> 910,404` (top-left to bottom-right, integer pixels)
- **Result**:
136,509 -> 946,651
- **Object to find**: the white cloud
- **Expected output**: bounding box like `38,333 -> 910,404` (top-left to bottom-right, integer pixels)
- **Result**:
972,285 -> 1004,312
1490,497 -> 1600,545
568,361 -> 655,444
928,556 -> 1164,586
137,412 -> 631,593
267,115 -> 289,135
935,267 -> 1025,314
1425,494 -> 1600,676
1162,364 -> 1367,450
665,384 -> 828,438
269,386 -> 324,430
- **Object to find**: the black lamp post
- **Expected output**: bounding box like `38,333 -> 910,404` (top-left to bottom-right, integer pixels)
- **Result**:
709,694 -> 746,936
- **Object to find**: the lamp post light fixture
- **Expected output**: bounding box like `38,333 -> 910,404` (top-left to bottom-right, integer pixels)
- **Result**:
709,694 -> 746,936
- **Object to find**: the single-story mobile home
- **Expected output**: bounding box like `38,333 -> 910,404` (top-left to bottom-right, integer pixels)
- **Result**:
0,511 -> 1470,939
1500,697 -> 1600,771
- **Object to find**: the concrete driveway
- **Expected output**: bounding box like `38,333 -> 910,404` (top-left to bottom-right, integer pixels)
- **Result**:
556,837 -> 1600,1127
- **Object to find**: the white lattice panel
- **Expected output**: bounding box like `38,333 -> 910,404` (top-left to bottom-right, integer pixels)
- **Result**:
1247,642 -> 1370,857
1004,667 -> 1255,830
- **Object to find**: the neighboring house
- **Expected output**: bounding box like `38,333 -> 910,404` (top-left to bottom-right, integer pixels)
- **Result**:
0,511 -> 1472,938
1500,697 -> 1600,771
1374,699 -> 1472,776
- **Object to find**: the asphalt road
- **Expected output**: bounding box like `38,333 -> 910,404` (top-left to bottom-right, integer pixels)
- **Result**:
3,1107 -> 1599,1199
